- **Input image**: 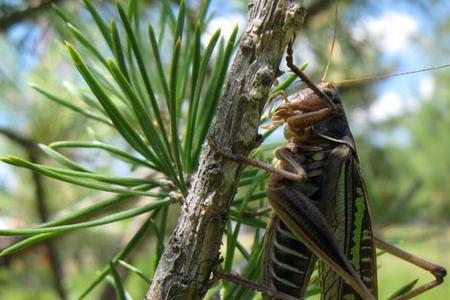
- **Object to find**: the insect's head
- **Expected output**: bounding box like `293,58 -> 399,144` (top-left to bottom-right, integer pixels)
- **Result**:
269,82 -> 341,124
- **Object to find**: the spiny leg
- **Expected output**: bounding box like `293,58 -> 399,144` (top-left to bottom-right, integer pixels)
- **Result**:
374,237 -> 446,300
261,90 -> 290,130
274,147 -> 307,179
286,107 -> 334,132
208,137 -> 307,183
270,90 -> 290,105
263,87 -> 290,120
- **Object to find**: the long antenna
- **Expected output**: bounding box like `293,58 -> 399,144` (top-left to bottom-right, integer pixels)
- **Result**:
332,64 -> 450,86
286,39 -> 337,112
321,0 -> 339,82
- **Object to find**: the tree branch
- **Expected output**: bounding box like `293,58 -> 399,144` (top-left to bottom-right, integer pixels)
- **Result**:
0,0 -> 64,31
0,127 -> 67,299
145,1 -> 305,299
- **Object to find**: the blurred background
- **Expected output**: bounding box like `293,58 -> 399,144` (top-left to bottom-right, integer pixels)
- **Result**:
0,0 -> 448,299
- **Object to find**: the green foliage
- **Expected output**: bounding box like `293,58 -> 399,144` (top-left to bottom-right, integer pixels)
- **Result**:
0,1 -> 298,297
0,0 -> 244,298
1,1 -> 449,299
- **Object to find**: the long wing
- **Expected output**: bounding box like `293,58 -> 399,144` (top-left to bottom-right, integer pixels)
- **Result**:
319,145 -> 378,299
267,181 -> 375,300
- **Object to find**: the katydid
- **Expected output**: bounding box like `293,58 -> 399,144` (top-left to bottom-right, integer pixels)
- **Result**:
209,1 -> 447,298
209,39 -> 447,299
260,39 -> 447,299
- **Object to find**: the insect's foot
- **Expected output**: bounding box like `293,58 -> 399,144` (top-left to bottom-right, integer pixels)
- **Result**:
253,133 -> 264,148
434,266 -> 447,282
207,136 -> 240,161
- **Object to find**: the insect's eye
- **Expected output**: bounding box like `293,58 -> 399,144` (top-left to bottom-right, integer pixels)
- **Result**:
322,89 -> 339,104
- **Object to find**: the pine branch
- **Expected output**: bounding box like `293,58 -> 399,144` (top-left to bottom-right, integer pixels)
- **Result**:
0,0 -> 64,31
0,127 -> 67,299
145,0 -> 305,299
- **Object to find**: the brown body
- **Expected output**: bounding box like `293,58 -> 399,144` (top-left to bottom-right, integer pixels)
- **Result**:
263,83 -> 378,299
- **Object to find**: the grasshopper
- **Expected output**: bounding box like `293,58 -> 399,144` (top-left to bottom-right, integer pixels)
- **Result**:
210,39 -> 447,300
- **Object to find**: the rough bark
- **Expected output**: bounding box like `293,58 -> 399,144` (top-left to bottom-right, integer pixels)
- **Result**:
145,1 -> 305,299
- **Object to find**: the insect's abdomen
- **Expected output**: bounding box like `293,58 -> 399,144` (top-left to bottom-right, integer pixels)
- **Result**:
263,145 -> 326,299
263,215 -> 316,298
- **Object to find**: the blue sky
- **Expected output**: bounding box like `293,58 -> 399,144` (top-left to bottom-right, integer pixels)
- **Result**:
204,0 -> 449,146
0,0 -> 448,184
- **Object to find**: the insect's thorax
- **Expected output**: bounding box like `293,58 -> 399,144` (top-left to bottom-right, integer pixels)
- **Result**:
272,138 -> 339,202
